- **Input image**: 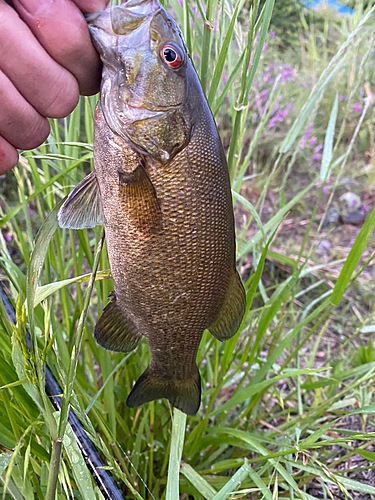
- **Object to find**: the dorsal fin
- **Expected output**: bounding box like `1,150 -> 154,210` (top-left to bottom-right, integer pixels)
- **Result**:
208,270 -> 246,341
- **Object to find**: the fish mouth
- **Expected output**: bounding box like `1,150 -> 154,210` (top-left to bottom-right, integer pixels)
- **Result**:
85,0 -> 161,36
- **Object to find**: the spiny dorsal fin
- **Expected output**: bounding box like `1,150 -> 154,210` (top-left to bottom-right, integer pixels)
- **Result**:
58,171 -> 103,229
208,270 -> 246,341
94,292 -> 142,353
118,164 -> 162,233
126,365 -> 201,416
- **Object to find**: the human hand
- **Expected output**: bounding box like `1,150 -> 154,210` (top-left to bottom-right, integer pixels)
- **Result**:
0,0 -> 108,174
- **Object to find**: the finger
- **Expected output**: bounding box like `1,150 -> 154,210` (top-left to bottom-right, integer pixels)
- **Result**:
0,136 -> 19,175
0,69 -> 50,150
0,2 -> 79,118
12,0 -> 103,95
71,0 -> 108,13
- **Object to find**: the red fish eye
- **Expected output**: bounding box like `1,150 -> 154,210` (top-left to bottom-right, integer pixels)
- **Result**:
161,44 -> 183,69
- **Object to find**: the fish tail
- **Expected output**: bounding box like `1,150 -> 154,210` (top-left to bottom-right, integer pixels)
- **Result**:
126,365 -> 201,416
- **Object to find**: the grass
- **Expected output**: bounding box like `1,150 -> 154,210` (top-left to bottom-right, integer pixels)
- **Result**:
1,0 -> 375,498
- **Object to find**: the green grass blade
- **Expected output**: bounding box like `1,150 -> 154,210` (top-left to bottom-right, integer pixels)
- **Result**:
207,0 -> 240,105
238,180 -> 316,258
233,191 -> 265,239
280,57 -> 345,154
209,368 -> 327,415
331,203 -> 375,305
166,408 -> 187,500
244,0 -> 275,99
55,412 -> 100,500
211,459 -> 251,500
0,153 -> 92,229
33,270 -> 111,307
180,463 -> 217,500
320,93 -> 338,181
247,468 -> 273,500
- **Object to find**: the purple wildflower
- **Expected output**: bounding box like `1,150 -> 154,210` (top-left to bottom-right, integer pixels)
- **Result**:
268,102 -> 292,129
283,102 -> 293,116
315,144 -> 323,153
260,89 -> 268,103
353,102 -> 362,113
4,233 -> 12,242
301,124 -> 313,148
268,116 -> 278,128
361,204 -> 367,213
270,30 -> 275,39
323,185 -> 329,194
338,95 -> 346,101
262,42 -> 268,54
304,124 -> 313,139
282,69 -> 292,81
312,153 -> 322,162
310,137 -> 317,147
270,100 -> 279,117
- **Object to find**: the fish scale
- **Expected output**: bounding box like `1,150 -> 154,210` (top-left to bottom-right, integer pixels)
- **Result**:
58,0 -> 246,415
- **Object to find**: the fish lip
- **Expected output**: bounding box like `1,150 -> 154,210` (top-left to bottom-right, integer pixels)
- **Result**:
85,1 -> 161,33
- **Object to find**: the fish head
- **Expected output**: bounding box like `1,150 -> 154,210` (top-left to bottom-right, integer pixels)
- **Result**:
87,0 -> 193,164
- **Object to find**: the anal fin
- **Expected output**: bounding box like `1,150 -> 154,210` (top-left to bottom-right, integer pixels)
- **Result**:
58,170 -> 103,229
126,365 -> 201,416
94,293 -> 142,353
208,270 -> 246,341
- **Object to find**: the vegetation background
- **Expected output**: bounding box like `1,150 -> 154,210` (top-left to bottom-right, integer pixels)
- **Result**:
1,0 -> 375,498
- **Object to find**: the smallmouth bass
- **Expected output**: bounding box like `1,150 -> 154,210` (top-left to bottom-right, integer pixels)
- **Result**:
58,0 -> 245,415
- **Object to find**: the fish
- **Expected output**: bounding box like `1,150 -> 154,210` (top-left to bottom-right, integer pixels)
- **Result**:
58,0 -> 246,415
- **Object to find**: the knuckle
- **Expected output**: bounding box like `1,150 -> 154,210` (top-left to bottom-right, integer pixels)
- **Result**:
40,71 -> 79,118
19,118 -> 50,150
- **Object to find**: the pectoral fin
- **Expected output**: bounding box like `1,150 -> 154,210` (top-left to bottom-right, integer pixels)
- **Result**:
58,171 -> 103,229
94,292 -> 142,353
208,270 -> 246,341
118,164 -> 162,233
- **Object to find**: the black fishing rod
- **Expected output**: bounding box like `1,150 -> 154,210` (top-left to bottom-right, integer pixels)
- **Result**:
0,282 -> 126,500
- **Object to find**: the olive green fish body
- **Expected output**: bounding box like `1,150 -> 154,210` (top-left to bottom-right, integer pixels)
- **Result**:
58,0 -> 245,415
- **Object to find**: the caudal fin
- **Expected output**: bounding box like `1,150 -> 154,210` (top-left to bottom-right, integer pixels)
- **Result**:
126,366 -> 201,415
